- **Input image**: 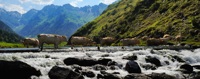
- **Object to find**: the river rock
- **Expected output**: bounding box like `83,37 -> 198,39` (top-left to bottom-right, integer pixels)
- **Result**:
125,60 -> 141,73
109,65 -> 120,70
149,73 -> 176,79
122,53 -> 137,60
107,61 -> 123,69
192,65 -> 200,70
171,55 -> 185,63
145,56 -> 161,67
97,71 -> 122,79
93,64 -> 107,71
63,57 -> 112,66
179,63 -> 193,74
191,72 -> 200,79
82,70 -> 95,78
0,60 -> 41,79
124,73 -> 151,79
48,66 -> 83,79
98,58 -> 112,65
63,57 -> 98,66
140,63 -> 157,70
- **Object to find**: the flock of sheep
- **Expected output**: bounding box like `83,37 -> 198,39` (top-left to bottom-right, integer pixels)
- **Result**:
21,34 -> 182,51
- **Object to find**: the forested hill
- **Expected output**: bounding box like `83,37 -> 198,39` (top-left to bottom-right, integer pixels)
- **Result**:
73,0 -> 200,44
0,20 -> 23,42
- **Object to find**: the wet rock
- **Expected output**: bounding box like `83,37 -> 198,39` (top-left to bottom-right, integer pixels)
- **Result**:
82,70 -> 95,78
107,61 -> 118,66
172,55 -> 185,63
101,54 -> 110,57
71,65 -> 82,74
0,60 -> 41,79
145,56 -> 161,67
149,73 -> 176,79
125,60 -> 141,73
109,65 -> 120,70
122,53 -> 137,60
193,65 -> 200,69
63,57 -> 112,66
191,72 -> 200,79
63,57 -> 98,66
48,66 -> 83,79
107,61 -> 123,69
112,72 -> 120,74
179,64 -> 193,74
97,71 -> 122,79
71,65 -> 82,70
140,63 -> 157,70
98,58 -> 112,65
93,64 -> 107,71
124,73 -> 151,79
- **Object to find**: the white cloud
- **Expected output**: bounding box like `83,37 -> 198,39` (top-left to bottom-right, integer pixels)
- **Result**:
70,0 -> 83,7
19,0 -> 29,3
100,0 -> 116,5
19,0 -> 54,5
0,4 -> 4,7
3,4 -> 26,14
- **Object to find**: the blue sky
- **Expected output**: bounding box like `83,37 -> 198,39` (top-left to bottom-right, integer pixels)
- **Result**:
0,0 -> 117,14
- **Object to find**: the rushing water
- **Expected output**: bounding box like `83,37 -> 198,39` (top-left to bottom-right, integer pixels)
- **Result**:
0,46 -> 200,79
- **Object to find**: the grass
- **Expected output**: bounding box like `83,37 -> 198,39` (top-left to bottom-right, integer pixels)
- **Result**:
0,42 -> 24,48
43,42 -> 68,47
0,42 -> 68,48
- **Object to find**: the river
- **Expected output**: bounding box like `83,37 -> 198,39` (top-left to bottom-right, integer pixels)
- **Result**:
0,46 -> 199,79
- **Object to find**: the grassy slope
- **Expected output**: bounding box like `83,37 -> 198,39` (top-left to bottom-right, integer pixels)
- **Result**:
0,42 -> 68,48
0,42 -> 24,48
73,0 -> 200,45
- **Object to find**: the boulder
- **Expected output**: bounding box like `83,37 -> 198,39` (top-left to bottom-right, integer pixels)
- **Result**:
125,60 -> 141,73
48,66 -> 83,79
63,57 -> 112,66
0,60 -> 41,79
179,64 -> 193,74
63,57 -> 98,66
98,58 -> 112,65
145,56 -> 161,67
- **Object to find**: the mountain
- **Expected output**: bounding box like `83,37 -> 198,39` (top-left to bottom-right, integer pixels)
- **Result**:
19,3 -> 107,38
73,0 -> 200,45
0,8 -> 21,29
0,20 -> 23,42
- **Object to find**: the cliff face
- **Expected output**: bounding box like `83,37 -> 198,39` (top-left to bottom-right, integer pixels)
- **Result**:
73,0 -> 200,45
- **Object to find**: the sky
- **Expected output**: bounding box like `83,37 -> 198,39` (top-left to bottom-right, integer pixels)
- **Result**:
0,0 -> 117,14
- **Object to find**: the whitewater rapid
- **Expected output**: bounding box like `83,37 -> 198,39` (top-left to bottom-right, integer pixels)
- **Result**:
0,47 -> 200,79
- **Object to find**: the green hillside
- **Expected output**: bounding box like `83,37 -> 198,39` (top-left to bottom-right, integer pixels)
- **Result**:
0,20 -> 23,43
73,0 -> 200,45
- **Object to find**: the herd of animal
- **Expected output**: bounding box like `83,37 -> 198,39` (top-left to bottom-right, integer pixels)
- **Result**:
21,34 -> 183,51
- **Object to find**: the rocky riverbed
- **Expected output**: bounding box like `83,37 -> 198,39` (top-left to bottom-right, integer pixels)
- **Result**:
0,46 -> 200,79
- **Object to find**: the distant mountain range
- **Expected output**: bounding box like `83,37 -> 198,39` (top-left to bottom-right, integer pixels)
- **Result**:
0,20 -> 23,42
0,3 -> 108,38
